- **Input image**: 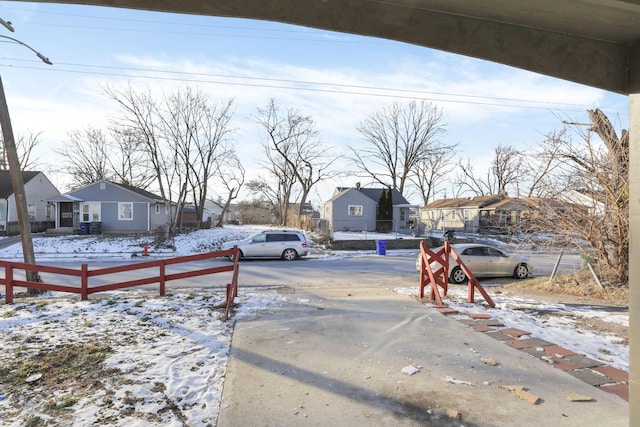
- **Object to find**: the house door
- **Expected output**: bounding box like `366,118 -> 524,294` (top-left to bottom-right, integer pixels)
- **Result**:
59,202 -> 74,227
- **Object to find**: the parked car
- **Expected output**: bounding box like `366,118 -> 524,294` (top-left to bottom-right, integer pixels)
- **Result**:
416,243 -> 533,284
221,230 -> 309,261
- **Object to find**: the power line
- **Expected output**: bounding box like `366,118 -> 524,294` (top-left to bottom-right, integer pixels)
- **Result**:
3,4 -> 367,41
0,5 -> 626,115
0,57 -> 613,113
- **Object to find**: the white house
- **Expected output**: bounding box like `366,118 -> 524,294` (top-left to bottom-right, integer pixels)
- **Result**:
0,171 -> 60,234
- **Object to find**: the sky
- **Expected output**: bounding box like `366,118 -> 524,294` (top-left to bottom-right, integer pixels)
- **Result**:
0,2 -> 631,206
0,226 -> 628,425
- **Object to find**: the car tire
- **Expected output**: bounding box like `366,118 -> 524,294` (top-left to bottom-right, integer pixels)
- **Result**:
282,249 -> 298,261
514,263 -> 529,279
449,266 -> 467,284
227,250 -> 243,262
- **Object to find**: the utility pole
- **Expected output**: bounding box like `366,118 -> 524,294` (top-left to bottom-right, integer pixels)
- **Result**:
0,75 -> 39,282
0,24 -> 52,287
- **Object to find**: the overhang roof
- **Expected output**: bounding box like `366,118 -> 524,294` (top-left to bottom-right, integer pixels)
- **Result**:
30,0 -> 640,94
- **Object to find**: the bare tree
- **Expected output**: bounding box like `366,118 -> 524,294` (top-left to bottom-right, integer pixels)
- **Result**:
457,144 -> 526,196
492,145 -> 526,195
253,99 -> 336,226
17,131 -> 42,170
529,109 -> 628,285
211,145 -> 245,228
455,159 -> 494,196
108,127 -> 156,189
523,130 -> 566,197
247,143 -> 297,225
410,144 -> 458,205
55,128 -> 110,187
106,84 -> 182,235
0,130 -> 42,171
107,84 -> 237,234
184,95 -> 235,227
350,100 -> 446,195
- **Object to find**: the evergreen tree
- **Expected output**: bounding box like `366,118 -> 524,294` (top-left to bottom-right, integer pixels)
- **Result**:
377,187 -> 393,232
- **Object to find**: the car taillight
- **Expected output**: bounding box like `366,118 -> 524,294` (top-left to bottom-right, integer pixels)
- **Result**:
301,242 -> 307,247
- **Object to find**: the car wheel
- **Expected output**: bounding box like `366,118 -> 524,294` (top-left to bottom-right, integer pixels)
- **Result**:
514,264 -> 529,279
282,249 -> 298,261
449,266 -> 467,284
227,250 -> 243,262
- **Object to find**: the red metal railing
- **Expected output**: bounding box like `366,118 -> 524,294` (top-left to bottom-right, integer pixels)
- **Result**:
0,246 -> 241,320
418,241 -> 495,307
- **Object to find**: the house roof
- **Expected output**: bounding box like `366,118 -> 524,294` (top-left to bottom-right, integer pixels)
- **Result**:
426,195 -> 575,211
66,180 -> 164,202
48,194 -> 84,203
109,181 -> 163,201
332,187 -> 411,205
425,194 -> 505,209
0,171 -> 42,198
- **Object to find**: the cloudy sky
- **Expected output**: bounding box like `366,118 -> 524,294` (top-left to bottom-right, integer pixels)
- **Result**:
0,2 -> 630,205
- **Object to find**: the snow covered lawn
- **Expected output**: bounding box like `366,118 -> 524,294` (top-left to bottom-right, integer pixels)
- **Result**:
0,290 -> 286,427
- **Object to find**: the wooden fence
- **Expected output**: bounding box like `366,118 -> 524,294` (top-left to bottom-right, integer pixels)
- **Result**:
0,246 -> 241,321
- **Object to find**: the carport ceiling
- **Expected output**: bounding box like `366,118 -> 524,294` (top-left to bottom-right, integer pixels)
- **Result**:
16,1 -> 640,93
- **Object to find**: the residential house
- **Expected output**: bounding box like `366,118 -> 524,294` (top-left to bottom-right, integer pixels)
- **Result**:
0,171 -> 59,235
204,199 -> 230,226
49,180 -> 171,234
180,205 -> 213,230
560,189 -> 606,217
421,194 -> 577,234
323,184 -> 416,233
421,194 -> 505,233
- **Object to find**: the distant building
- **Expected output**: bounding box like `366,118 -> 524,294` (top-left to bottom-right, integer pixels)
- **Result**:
0,171 -> 60,235
421,194 -> 582,234
323,184 -> 417,233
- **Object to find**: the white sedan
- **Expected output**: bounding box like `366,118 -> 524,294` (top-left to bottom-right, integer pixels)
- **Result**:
417,243 -> 533,284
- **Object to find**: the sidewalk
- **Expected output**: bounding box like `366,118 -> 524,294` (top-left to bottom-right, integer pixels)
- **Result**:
217,286 -> 628,427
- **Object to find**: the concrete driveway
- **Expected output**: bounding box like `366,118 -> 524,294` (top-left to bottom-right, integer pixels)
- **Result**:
217,284 -> 627,427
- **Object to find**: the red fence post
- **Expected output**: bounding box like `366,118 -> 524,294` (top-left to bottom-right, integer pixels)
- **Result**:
232,249 -> 239,298
159,263 -> 166,296
81,264 -> 88,301
222,246 -> 241,321
6,264 -> 13,304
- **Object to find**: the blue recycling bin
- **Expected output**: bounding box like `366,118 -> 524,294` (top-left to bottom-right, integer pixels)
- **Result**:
376,239 -> 387,255
80,222 -> 90,235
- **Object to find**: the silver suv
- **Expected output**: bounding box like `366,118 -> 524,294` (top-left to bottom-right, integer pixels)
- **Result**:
221,230 -> 309,261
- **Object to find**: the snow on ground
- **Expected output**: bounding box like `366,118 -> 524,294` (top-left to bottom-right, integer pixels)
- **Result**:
0,225 -> 419,261
0,226 -> 628,426
0,289 -> 287,426
395,286 -> 629,372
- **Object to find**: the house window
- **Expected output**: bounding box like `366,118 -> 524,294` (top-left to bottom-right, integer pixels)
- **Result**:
45,204 -> 52,220
154,203 -> 168,214
82,203 -> 100,222
27,204 -> 36,220
463,209 -> 470,222
119,202 -> 133,220
348,205 -> 363,216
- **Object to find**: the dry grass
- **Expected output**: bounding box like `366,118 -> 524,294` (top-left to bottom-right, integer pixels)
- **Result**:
503,269 -> 628,307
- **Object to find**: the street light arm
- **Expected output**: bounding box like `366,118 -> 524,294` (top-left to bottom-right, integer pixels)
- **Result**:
0,34 -> 52,65
0,18 -> 14,32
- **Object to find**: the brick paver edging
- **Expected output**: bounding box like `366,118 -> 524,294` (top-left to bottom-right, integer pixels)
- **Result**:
435,305 -> 629,402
